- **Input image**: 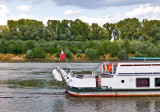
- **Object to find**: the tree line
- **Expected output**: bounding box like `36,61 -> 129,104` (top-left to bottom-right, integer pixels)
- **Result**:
0,18 -> 159,43
0,18 -> 160,60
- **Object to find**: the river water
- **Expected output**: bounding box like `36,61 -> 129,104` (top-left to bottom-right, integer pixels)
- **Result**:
0,63 -> 160,112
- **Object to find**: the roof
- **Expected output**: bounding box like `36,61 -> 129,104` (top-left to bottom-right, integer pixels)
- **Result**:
129,57 -> 160,60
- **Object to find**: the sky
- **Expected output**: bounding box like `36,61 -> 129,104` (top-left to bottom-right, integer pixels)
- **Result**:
0,0 -> 160,26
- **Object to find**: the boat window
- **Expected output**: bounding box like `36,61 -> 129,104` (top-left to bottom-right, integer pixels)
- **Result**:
155,78 -> 160,87
121,80 -> 124,83
136,78 -> 150,87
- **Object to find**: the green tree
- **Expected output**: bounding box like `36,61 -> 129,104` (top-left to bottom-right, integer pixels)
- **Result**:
142,19 -> 160,44
103,23 -> 116,40
116,18 -> 142,40
47,20 -> 61,40
69,19 -> 90,40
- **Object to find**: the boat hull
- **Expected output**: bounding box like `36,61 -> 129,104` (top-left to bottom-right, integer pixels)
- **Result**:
67,88 -> 160,97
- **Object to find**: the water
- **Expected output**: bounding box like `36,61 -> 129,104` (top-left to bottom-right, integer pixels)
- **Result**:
0,63 -> 160,112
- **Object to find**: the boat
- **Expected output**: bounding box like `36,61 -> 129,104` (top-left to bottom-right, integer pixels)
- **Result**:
52,62 -> 160,97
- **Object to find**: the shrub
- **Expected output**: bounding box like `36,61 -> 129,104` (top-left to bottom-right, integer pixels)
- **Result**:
96,45 -> 105,56
102,40 -> 111,54
118,49 -> 127,60
26,49 -> 33,59
64,49 -> 72,59
85,48 -> 98,58
32,47 -> 46,58
69,44 -> 78,54
25,40 -> 36,50
134,51 -> 147,57
77,49 -> 82,57
109,42 -> 119,57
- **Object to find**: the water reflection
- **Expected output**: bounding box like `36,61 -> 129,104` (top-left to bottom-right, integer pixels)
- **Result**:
63,96 -> 160,112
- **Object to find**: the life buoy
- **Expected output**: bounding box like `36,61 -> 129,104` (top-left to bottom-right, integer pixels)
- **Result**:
103,64 -> 105,71
108,64 -> 112,72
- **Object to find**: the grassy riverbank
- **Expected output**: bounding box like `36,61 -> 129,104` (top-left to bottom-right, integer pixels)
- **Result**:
0,53 -> 119,62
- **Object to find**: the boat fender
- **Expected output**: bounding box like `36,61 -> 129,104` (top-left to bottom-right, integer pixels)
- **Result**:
108,64 -> 112,72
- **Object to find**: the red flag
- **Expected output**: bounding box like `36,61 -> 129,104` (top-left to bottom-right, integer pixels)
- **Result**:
59,50 -> 65,62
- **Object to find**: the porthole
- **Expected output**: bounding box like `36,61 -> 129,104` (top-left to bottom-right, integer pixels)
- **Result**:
121,80 -> 124,83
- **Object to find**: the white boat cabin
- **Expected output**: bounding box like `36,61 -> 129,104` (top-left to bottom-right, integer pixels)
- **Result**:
93,62 -> 160,90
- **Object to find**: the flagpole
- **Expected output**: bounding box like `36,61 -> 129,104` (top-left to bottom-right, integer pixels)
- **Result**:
60,48 -> 72,72
64,55 -> 72,72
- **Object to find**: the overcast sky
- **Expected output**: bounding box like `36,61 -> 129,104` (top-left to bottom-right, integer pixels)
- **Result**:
0,0 -> 160,25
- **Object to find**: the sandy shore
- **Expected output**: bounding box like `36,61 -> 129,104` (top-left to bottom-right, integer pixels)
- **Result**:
0,53 -> 118,62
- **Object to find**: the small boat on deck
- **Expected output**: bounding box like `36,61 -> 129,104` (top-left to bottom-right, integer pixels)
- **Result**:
52,62 -> 160,97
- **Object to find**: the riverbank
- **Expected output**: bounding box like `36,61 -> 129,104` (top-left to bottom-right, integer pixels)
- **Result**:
0,53 -> 119,62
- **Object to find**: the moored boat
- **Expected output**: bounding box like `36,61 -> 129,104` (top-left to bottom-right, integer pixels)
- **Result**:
52,62 -> 160,97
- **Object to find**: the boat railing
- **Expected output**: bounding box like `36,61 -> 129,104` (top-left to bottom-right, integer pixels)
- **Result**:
92,62 -> 103,76
92,62 -> 118,76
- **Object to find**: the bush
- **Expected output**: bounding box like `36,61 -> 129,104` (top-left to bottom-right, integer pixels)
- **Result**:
77,49 -> 82,57
96,45 -> 105,56
0,39 -> 7,53
64,49 -> 72,59
109,42 -> 119,57
85,48 -> 98,58
32,47 -> 46,58
69,44 -> 78,54
102,40 -> 111,54
118,49 -> 127,60
25,40 -> 36,50
26,49 -> 33,59
134,51 -> 147,57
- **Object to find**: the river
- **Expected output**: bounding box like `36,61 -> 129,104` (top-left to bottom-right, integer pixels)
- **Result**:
0,63 -> 160,112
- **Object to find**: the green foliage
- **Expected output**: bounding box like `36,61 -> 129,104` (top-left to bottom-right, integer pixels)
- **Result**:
25,40 -> 36,50
109,42 -> 119,57
103,23 -> 116,40
85,48 -> 98,58
118,49 -> 127,60
134,52 -> 143,57
148,45 -> 160,57
32,47 -> 46,58
0,18 -> 159,44
64,49 -> 72,59
77,49 -> 82,57
26,49 -> 33,59
116,18 -> 142,40
2,18 -> 160,60
96,44 -> 105,56
0,39 -> 7,53
69,44 -> 78,54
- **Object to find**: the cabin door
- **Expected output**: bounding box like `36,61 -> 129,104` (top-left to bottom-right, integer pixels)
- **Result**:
96,76 -> 101,88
